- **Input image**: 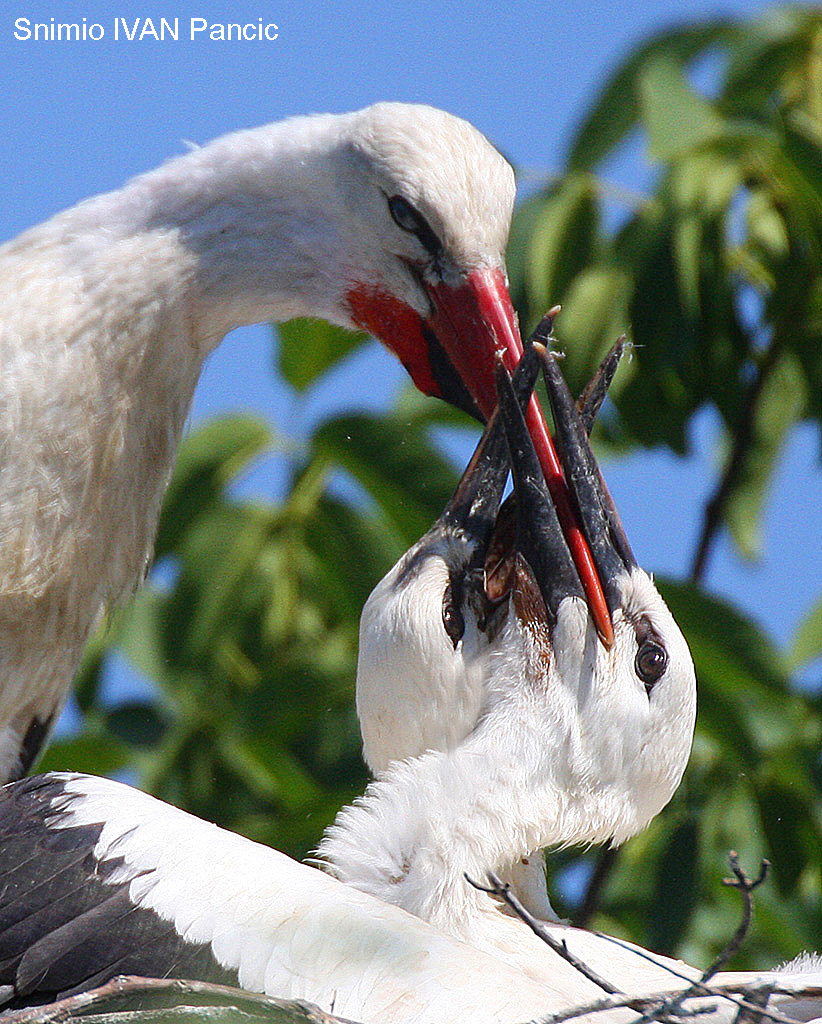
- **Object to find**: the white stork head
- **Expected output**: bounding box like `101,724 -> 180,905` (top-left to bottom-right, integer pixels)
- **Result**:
133,102 -> 517,421
324,339 -> 696,935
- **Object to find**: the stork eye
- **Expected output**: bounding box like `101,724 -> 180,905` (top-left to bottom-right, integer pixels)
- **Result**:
387,195 -> 442,256
636,641 -> 668,695
442,581 -> 465,648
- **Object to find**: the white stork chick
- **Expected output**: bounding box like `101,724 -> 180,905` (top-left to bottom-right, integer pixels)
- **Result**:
0,102 -> 536,782
355,336 -> 627,922
323,346 -> 697,970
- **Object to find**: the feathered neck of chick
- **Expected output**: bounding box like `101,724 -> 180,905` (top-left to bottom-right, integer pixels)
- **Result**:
320,580 -> 688,942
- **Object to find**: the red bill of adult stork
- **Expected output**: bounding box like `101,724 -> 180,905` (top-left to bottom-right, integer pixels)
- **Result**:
0,101 -> 609,783
0,347 -> 703,1019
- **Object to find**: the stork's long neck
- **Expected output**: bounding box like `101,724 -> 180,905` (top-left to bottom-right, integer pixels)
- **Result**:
322,611 -> 670,941
16,112 -> 354,353
319,610 -> 582,940
0,115 -> 356,627
320,707 -> 554,938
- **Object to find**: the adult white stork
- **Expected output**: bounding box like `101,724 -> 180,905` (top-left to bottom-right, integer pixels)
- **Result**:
0,353 -> 819,1023
0,101 -> 612,783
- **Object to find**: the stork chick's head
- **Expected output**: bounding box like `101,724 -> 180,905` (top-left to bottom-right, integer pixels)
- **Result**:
489,347 -> 696,847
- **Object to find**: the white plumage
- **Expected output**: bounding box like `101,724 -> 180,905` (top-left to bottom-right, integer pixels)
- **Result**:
0,102 -> 523,781
14,770 -> 817,1024
327,567 -> 696,955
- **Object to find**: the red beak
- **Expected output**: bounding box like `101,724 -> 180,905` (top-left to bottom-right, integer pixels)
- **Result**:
347,268 -> 614,647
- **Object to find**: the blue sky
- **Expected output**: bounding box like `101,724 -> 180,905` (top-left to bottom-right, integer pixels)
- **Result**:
1,0 -> 819,719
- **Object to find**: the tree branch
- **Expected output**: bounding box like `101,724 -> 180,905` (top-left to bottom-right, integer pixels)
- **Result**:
0,975 -> 355,1023
689,337 -> 782,583
527,979 -> 820,1024
482,851 -> 776,1024
468,872 -> 622,996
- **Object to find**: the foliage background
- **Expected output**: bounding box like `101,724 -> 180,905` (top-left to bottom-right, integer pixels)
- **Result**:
20,6 -> 822,973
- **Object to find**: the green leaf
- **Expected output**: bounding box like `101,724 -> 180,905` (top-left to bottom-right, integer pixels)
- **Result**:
755,763 -> 820,895
171,506 -> 275,665
277,318 -> 368,392
391,384 -> 478,431
312,412 -> 458,545
524,175 -> 600,319
668,151 -> 742,316
217,733 -> 324,808
106,702 -> 168,749
745,188 -> 790,267
157,415 -> 273,557
506,190 -> 550,315
568,20 -> 735,170
791,599 -> 822,672
545,265 -> 632,390
660,577 -> 785,693
725,352 -> 807,560
658,579 -> 797,758
116,588 -> 174,685
301,495 -> 403,623
37,733 -> 131,776
647,816 -> 700,952
780,119 -> 822,248
640,57 -> 726,162
723,8 -> 821,115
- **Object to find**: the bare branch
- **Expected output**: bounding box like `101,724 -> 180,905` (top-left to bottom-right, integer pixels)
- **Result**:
524,980 -> 822,1024
468,872 -> 622,996
709,852 -> 770,979
526,990 -> 719,1024
483,848 -> 787,1024
0,975 -> 357,1023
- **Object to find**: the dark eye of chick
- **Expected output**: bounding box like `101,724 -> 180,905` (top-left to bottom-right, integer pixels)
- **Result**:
635,640 -> 668,696
442,579 -> 465,648
387,195 -> 442,256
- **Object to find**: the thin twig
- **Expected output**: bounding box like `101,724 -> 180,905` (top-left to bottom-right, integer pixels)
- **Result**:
711,852 -> 769,978
525,991 -> 718,1024
493,849 -> 782,1024
467,872 -> 622,996
524,980 -> 821,1024
622,852 -> 769,1024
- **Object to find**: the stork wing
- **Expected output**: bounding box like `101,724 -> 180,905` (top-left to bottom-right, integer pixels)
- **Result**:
0,773 -> 555,1024
3,774 -> 822,1024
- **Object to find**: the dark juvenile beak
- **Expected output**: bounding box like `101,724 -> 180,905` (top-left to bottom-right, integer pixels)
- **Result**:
438,342 -> 541,562
495,339 -> 635,641
540,348 -> 636,620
